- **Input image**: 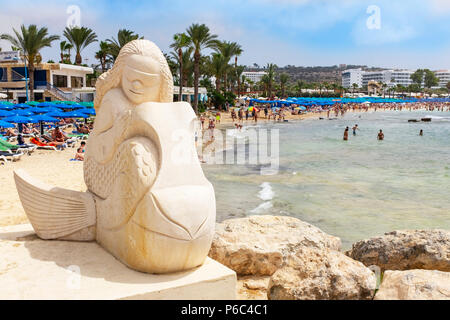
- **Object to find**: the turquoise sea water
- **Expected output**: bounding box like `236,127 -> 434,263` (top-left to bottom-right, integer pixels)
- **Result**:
203,110 -> 450,249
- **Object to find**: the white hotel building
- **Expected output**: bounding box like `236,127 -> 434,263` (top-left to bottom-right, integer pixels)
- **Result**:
342,68 -> 448,89
435,70 -> 450,88
241,71 -> 268,83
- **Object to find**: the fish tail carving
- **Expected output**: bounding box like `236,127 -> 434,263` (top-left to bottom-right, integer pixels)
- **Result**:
13,169 -> 97,241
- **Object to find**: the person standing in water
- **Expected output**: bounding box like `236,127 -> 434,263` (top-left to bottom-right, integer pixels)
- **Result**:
343,127 -> 349,141
352,124 -> 359,136
378,130 -> 384,141
419,129 -> 423,136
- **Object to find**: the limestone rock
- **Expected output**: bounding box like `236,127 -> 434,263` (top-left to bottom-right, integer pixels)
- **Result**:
375,269 -> 450,300
268,247 -> 377,300
237,276 -> 270,300
209,215 -> 341,276
347,230 -> 450,272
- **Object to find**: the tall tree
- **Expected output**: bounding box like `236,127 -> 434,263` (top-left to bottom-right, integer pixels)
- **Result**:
235,65 -> 245,97
95,41 -> 111,73
424,69 -> 439,90
186,23 -> 218,114
59,40 -> 72,63
266,63 -> 277,99
352,83 -> 359,97
296,80 -> 305,96
63,26 -> 97,65
107,29 -> 142,61
1,24 -> 59,101
279,73 -> 289,98
410,69 -> 425,89
170,33 -> 190,101
214,41 -> 242,92
206,53 -> 227,91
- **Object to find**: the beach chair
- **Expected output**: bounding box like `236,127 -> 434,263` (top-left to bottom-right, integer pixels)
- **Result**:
0,151 -> 24,162
29,137 -> 57,151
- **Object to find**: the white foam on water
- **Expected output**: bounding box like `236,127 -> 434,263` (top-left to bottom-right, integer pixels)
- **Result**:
423,115 -> 450,121
250,201 -> 273,214
258,182 -> 274,201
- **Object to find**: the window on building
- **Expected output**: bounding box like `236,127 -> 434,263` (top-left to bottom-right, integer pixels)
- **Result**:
53,75 -> 67,88
71,76 -> 83,88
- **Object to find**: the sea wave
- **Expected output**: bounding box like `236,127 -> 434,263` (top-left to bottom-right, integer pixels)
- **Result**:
250,201 -> 273,214
258,182 -> 275,201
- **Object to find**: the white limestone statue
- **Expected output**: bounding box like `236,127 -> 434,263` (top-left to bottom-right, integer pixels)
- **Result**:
14,40 -> 216,274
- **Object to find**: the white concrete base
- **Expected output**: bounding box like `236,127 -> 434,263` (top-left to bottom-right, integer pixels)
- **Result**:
0,224 -> 236,300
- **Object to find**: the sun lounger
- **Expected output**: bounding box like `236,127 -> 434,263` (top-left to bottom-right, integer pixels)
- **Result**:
30,137 -> 57,151
0,151 -> 24,162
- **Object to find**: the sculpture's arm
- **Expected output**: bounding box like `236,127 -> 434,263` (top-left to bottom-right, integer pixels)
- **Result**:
90,111 -> 132,163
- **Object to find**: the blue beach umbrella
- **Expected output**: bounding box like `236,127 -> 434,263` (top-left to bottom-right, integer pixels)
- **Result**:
2,116 -> 38,124
0,120 -> 15,128
0,104 -> 15,110
33,115 -> 59,122
37,102 -> 56,108
14,103 -> 31,109
0,110 -> 13,117
10,109 -> 35,116
45,111 -> 67,118
61,111 -> 88,118
26,107 -> 51,114
33,115 -> 59,135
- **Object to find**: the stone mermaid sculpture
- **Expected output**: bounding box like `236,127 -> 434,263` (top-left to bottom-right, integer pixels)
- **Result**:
14,40 -> 216,274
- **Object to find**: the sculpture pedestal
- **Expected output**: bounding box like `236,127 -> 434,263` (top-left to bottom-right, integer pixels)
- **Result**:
0,224 -> 236,300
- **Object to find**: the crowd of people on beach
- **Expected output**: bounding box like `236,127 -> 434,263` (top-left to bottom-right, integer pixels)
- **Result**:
1,120 -> 92,164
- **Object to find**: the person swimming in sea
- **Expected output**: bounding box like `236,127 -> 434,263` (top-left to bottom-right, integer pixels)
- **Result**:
343,127 -> 349,141
378,129 -> 384,141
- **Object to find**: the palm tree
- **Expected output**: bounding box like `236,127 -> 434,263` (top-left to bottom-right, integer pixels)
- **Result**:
107,29 -> 142,61
214,41 -> 242,92
296,80 -> 305,96
186,23 -> 218,114
63,26 -> 97,65
381,82 -> 388,98
95,41 -> 111,73
59,40 -> 72,63
1,24 -> 59,101
170,33 -> 190,101
279,73 -> 289,98
352,83 -> 359,97
235,65 -> 245,97
266,63 -> 277,99
206,53 -> 227,91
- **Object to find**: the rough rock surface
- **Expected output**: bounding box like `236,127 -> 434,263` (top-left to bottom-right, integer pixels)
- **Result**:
347,230 -> 450,272
374,269 -> 450,300
268,247 -> 377,300
237,276 -> 270,300
209,216 -> 342,276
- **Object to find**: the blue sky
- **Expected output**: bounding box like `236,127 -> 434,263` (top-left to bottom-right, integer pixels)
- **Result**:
1,0 -> 450,69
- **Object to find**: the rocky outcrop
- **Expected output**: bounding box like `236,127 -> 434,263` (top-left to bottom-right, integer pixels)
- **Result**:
375,269 -> 450,300
347,230 -> 450,272
268,247 -> 377,300
209,216 -> 341,276
237,276 -> 270,300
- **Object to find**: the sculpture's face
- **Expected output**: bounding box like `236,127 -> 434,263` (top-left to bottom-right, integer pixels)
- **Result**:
122,54 -> 162,104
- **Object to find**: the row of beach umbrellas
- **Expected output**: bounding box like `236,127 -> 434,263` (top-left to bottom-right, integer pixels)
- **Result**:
0,100 -> 95,128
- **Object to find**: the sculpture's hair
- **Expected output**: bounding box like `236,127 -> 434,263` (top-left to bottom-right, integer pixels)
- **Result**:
94,40 -> 173,110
